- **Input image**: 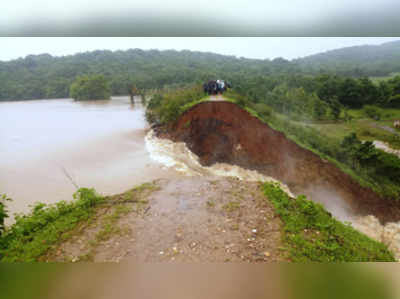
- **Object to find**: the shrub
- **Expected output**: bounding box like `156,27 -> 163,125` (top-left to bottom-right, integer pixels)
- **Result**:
363,105 -> 382,120
0,194 -> 11,237
145,84 -> 205,125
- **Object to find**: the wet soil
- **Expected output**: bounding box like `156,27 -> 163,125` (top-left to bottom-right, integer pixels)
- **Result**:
163,101 -> 400,223
46,177 -> 284,262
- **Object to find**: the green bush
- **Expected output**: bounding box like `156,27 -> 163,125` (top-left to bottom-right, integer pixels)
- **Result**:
146,85 -> 205,125
0,195 -> 11,237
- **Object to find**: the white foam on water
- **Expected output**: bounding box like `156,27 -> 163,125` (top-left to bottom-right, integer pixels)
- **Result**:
145,130 -> 295,197
146,129 -> 400,260
353,216 -> 400,260
373,140 -> 400,158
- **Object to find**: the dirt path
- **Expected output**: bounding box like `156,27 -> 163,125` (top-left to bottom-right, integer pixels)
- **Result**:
373,140 -> 400,158
47,177 -> 283,262
209,94 -> 225,101
376,124 -> 400,136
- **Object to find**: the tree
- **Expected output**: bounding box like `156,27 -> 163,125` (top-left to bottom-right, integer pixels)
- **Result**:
309,94 -> 328,121
377,81 -> 392,106
338,78 -> 363,108
359,77 -> 378,105
69,74 -> 111,101
387,94 -> 400,108
329,97 -> 342,120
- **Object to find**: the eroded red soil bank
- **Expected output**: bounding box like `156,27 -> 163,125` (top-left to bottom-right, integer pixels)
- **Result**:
161,101 -> 400,223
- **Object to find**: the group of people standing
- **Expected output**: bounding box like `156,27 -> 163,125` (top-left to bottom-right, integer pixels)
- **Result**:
203,80 -> 231,95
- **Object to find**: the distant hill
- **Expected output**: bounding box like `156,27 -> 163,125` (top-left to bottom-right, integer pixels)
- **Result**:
295,40 -> 400,77
0,49 -> 297,101
2,40 -> 400,101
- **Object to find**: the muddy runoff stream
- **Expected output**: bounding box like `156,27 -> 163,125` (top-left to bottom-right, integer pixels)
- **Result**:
145,101 -> 400,259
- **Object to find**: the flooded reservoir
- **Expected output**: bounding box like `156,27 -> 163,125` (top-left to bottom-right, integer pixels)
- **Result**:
0,96 -> 179,219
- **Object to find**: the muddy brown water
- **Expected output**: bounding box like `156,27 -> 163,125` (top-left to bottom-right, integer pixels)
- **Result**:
1,96 -> 361,223
0,96 -> 180,221
2,96 -> 400,259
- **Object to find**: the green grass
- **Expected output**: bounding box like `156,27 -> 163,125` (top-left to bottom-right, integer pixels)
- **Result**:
309,110 -> 400,150
256,112 -> 392,197
370,72 -> 400,83
0,182 -> 160,262
120,182 -> 160,203
347,107 -> 400,121
95,205 -> 132,242
0,188 -> 104,262
179,96 -> 210,114
262,182 -> 395,262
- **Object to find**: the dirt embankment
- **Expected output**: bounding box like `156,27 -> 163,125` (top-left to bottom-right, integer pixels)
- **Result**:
46,178 -> 283,262
161,101 -> 400,223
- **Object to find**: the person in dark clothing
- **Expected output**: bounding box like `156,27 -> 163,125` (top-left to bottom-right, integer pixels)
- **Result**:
204,80 -> 218,95
203,80 -> 231,95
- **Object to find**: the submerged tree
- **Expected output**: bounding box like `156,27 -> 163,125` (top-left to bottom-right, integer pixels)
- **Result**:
70,74 -> 111,101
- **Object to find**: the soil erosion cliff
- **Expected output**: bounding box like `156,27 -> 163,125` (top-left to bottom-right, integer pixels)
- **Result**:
159,101 -> 400,223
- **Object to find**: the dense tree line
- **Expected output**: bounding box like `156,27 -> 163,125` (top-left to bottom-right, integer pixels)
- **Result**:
226,74 -> 400,123
316,75 -> 400,108
2,40 -> 400,101
0,50 -> 299,101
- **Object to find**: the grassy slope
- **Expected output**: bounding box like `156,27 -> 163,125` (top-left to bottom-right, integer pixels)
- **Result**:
262,182 -> 395,262
0,183 -> 158,262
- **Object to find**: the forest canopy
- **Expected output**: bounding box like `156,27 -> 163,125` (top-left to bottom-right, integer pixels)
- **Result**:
1,40 -> 400,101
69,74 -> 111,101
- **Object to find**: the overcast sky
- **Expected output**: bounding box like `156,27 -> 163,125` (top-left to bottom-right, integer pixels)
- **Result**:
1,37 -> 399,62
1,0 -> 400,35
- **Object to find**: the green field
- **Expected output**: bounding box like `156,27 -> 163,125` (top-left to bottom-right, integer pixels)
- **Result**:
306,108 -> 400,149
370,72 -> 400,83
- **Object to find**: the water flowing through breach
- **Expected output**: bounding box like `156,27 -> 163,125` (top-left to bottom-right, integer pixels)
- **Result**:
145,129 -> 400,260
145,130 -> 294,197
145,101 -> 400,260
